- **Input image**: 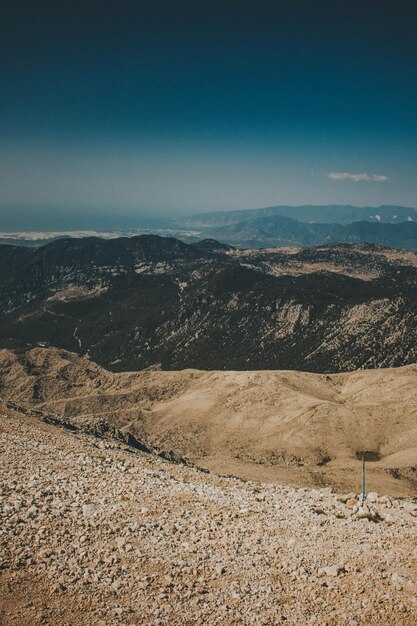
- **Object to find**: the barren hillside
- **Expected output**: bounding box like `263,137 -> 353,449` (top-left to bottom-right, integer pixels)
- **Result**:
1,347 -> 416,496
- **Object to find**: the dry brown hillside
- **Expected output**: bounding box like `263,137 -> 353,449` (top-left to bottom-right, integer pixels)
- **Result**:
0,347 -> 416,495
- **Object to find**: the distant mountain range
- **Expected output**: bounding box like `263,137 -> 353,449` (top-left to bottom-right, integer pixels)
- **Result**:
180,204 -> 417,227
175,204 -> 417,250
204,215 -> 417,250
3,205 -> 417,251
2,234 -> 417,373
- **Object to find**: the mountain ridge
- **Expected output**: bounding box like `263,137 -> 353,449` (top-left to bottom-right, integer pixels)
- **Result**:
2,235 -> 417,373
180,204 -> 417,228
206,216 -> 417,250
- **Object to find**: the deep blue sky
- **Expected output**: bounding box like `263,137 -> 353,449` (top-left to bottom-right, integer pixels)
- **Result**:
1,0 -> 417,229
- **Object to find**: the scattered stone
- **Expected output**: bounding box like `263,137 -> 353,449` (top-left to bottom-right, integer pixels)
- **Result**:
1,403 -> 416,625
215,564 -> 226,577
318,565 -> 346,577
346,498 -> 359,510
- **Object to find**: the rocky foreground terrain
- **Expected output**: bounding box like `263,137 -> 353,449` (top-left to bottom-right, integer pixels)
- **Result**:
1,403 -> 417,625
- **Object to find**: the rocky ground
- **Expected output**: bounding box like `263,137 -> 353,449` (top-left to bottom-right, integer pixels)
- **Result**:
1,403 -> 417,625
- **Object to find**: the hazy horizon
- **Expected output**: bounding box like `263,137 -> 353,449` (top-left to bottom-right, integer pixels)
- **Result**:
2,201 -> 417,233
1,1 -> 417,229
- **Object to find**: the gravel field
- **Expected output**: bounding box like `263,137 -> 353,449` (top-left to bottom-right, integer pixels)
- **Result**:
1,404 -> 417,625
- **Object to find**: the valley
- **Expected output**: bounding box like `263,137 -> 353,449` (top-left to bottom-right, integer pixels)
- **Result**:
1,234 -> 417,625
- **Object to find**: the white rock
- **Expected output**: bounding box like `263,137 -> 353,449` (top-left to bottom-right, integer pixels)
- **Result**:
318,565 -> 345,577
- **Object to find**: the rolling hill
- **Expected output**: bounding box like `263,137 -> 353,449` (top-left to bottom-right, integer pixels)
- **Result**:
1,346 -> 416,495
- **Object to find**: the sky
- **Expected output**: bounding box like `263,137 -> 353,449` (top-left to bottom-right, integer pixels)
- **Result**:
1,0 -> 417,230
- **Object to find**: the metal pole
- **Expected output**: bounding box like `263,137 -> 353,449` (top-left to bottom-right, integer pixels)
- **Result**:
362,453 -> 366,503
